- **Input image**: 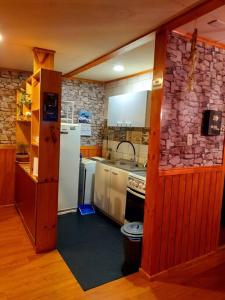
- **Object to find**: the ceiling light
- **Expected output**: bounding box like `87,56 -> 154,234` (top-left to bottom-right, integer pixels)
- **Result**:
113,65 -> 124,72
0,34 -> 3,42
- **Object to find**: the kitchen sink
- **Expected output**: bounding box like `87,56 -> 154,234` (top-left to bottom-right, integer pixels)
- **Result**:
101,159 -> 146,172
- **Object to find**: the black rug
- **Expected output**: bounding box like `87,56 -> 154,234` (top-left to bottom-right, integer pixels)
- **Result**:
57,211 -> 125,290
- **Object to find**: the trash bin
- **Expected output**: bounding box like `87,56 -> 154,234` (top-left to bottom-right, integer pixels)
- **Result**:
121,222 -> 143,274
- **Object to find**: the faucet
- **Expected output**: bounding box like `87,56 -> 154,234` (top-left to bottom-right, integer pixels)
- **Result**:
116,140 -> 136,163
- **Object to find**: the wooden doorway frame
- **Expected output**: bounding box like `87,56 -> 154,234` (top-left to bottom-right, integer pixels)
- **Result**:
141,0 -> 225,277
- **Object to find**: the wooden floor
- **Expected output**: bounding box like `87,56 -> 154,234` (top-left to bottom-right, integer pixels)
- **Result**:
1,206 -> 225,300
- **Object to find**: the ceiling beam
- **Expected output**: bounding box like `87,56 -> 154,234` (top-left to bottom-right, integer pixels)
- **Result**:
63,0 -> 225,79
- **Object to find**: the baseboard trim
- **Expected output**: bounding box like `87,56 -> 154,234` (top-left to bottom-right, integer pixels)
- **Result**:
139,245 -> 225,282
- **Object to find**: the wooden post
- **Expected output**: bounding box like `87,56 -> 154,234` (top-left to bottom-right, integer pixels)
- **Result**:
32,47 -> 55,73
141,29 -> 168,275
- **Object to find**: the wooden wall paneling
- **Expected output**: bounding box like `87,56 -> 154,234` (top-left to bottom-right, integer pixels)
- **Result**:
180,173 -> 193,263
80,145 -> 102,158
167,175 -> 180,269
148,175 -> 165,274
205,171 -> 218,253
0,147 -> 16,205
211,171 -> 224,249
174,174 -> 186,265
187,173 -> 199,261
151,168 -> 224,275
198,171 -> 211,256
141,29 -> 168,274
193,171 -> 205,258
159,165 -> 223,176
159,176 -> 173,272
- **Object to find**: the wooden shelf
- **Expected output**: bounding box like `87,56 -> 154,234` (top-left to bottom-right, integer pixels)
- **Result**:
15,67 -> 61,254
16,118 -> 31,123
31,108 -> 40,112
31,142 -> 39,147
17,162 -> 38,183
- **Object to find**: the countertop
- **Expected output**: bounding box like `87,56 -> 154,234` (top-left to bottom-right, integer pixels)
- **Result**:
98,159 -> 147,173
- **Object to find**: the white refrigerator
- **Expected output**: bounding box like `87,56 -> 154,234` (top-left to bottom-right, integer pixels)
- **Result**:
58,123 -> 80,213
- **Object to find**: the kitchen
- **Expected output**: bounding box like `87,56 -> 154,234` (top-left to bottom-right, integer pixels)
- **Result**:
2,1 -> 225,299
57,37 -> 155,290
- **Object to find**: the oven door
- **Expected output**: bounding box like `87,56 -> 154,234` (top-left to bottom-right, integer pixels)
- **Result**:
125,187 -> 145,222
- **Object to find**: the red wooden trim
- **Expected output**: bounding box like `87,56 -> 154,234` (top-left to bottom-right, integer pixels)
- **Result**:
63,0 -> 224,78
159,165 -> 223,176
141,245 -> 225,282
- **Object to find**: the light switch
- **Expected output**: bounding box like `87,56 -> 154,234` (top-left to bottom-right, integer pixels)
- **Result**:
187,134 -> 192,146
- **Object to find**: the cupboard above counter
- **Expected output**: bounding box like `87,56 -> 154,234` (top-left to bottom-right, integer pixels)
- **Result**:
107,90 -> 150,127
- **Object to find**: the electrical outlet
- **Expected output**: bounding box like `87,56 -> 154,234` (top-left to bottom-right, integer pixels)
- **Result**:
187,134 -> 192,146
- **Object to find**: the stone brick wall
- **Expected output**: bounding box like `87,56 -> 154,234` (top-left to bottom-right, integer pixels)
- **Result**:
160,32 -> 225,168
0,73 -> 105,146
62,79 -> 105,145
0,69 -> 29,144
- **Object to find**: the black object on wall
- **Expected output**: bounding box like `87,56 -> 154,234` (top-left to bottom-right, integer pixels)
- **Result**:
43,92 -> 58,121
201,110 -> 222,136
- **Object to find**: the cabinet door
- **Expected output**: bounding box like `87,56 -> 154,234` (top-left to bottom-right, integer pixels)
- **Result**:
94,162 -> 110,213
126,91 -> 148,127
108,167 -> 128,224
107,94 -> 128,126
107,91 -> 148,127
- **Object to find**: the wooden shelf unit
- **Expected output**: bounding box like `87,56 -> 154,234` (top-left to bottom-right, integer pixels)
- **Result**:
16,81 -> 32,155
15,68 -> 61,253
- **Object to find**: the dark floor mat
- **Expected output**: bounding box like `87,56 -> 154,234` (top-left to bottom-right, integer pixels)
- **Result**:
57,212 -> 126,290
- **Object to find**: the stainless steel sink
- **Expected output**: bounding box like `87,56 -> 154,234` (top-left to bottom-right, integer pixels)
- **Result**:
101,159 -> 146,172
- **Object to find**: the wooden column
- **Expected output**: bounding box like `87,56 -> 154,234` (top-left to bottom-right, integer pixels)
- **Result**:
32,47 -> 55,73
141,29 -> 168,275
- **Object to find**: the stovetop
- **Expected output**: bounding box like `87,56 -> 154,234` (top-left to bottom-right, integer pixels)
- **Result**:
128,171 -> 146,194
130,170 -> 146,179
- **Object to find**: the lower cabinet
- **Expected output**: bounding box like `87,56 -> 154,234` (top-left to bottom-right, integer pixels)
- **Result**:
15,163 -> 58,253
94,162 -> 128,224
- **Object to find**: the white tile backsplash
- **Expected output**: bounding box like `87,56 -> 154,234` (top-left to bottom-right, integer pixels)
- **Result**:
102,139 -> 148,166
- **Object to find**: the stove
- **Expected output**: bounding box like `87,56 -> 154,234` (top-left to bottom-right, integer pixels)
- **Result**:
127,171 -> 146,195
125,171 -> 146,223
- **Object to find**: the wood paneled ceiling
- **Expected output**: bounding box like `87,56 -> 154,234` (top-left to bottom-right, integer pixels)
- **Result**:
0,0 -> 203,74
178,5 -> 225,44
